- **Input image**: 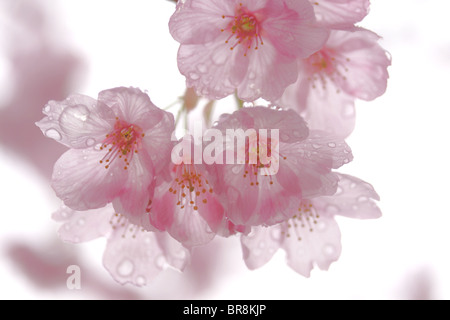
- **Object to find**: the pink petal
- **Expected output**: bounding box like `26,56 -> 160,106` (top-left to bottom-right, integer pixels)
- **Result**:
52,148 -> 127,211
52,204 -> 113,244
310,0 -> 370,28
330,28 -> 391,101
112,153 -> 155,218
177,39 -> 247,99
103,228 -> 188,287
237,43 -> 299,102
280,73 -> 357,138
263,0 -> 329,58
36,94 -> 115,149
314,173 -> 382,219
282,212 -> 341,276
98,87 -> 164,128
169,0 -> 235,44
241,225 -> 283,270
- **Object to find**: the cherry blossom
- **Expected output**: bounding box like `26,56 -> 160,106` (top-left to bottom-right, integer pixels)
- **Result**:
211,106 -> 353,227
53,204 -> 190,286
36,87 -> 174,227
241,173 -> 381,276
279,28 -> 391,137
169,0 -> 329,101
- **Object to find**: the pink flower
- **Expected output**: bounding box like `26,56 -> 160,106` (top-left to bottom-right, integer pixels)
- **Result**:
169,0 -> 329,102
241,173 -> 381,276
147,138 -> 227,248
53,204 -> 190,286
310,0 -> 370,28
279,28 -> 391,137
36,87 -> 174,226
211,106 -> 353,227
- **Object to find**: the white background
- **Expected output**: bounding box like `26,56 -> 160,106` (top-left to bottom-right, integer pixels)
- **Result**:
1,0 -> 450,299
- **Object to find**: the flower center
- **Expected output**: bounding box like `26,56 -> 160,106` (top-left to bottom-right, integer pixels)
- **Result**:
241,133 -> 285,186
166,164 -> 213,211
305,48 -> 351,92
221,3 -> 264,56
281,201 -> 320,241
99,117 -> 144,170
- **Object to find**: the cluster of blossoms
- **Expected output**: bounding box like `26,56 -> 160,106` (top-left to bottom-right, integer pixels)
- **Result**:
37,0 -> 389,286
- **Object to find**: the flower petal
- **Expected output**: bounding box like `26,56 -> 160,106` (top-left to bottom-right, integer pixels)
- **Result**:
241,225 -> 283,270
52,204 -> 113,244
310,0 -> 370,28
282,212 -> 341,276
315,173 -> 382,219
52,148 -> 127,211
36,94 -> 115,149
103,229 -> 177,287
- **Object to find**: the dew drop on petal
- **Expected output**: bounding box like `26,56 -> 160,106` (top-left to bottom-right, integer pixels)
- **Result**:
45,128 -> 62,141
212,49 -> 227,65
248,71 -> 256,80
312,143 -> 321,149
323,244 -> 336,256
316,221 -> 326,231
258,242 -> 266,249
280,134 -> 290,142
231,166 -> 242,174
325,204 -> 339,214
271,228 -> 282,241
197,64 -> 207,73
189,72 -> 200,80
86,138 -> 95,147
155,255 -> 166,269
328,142 -> 336,148
335,186 -> 343,195
43,104 -> 51,113
117,259 -> 134,277
358,196 -> 368,202
136,276 -> 146,286
77,218 -> 85,226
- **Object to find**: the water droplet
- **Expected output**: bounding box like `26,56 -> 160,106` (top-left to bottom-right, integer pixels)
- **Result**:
136,276 -> 146,286
323,244 -> 335,256
328,142 -> 336,148
312,143 -> 321,149
350,182 -> 356,189
271,228 -> 282,240
317,221 -> 326,231
252,248 -> 262,256
358,196 -> 368,202
64,224 -> 71,231
86,138 -> 95,147
352,204 -> 359,211
242,102 -> 254,108
43,105 -> 51,113
249,83 -> 256,89
248,71 -> 256,80
197,64 -> 207,73
60,105 -> 90,124
45,128 -> 62,141
155,255 -> 166,268
212,49 -> 227,65
259,242 -> 266,249
325,204 -> 339,214
77,218 -> 85,226
94,143 -> 103,151
117,259 -> 134,277
231,166 -> 242,174
335,186 -> 343,195
189,72 -> 200,80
